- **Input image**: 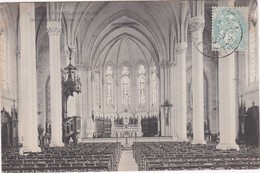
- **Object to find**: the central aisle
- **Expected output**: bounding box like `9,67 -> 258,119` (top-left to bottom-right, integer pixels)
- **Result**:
118,149 -> 139,171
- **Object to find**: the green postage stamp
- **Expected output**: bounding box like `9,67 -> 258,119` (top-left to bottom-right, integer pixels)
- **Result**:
212,7 -> 248,51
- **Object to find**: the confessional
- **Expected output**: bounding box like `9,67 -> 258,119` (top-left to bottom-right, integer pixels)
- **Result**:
1,106 -> 18,146
244,103 -> 259,145
95,117 -> 112,138
141,116 -> 158,137
238,100 -> 259,146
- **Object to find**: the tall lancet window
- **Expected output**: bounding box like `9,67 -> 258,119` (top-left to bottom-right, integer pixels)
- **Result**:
248,3 -> 258,85
106,66 -> 113,105
151,65 -> 157,105
94,67 -> 100,109
138,65 -> 146,104
0,33 -> 7,89
121,66 -> 130,106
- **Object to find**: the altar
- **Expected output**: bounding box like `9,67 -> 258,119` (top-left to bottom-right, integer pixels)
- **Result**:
111,115 -> 142,137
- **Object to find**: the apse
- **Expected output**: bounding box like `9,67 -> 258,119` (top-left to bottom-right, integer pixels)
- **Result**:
93,34 -> 157,118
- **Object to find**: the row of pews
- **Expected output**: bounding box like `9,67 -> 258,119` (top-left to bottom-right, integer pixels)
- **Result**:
133,142 -> 260,171
2,142 -> 121,172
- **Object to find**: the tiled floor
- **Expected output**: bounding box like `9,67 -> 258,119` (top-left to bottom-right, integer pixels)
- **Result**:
118,150 -> 138,171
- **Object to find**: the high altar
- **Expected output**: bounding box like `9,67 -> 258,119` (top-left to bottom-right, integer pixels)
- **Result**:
111,113 -> 142,137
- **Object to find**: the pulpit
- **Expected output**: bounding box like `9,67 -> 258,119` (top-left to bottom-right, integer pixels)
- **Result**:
61,46 -> 82,145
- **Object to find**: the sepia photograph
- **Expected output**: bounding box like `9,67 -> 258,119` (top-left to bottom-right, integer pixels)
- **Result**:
0,0 -> 259,172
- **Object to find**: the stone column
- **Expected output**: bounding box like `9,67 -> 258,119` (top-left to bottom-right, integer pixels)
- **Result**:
168,61 -> 175,138
189,16 -> 206,144
216,52 -> 239,150
76,64 -> 87,140
86,67 -> 95,138
216,0 -> 239,151
16,49 -> 22,144
172,66 -> 179,140
159,62 -> 165,136
76,91 -> 82,142
19,3 -> 41,154
147,68 -> 151,117
47,21 -> 63,146
0,30 -> 1,109
165,65 -> 171,136
175,43 -> 188,141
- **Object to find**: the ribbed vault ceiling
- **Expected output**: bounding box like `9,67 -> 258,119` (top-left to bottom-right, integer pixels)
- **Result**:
61,1 -> 180,66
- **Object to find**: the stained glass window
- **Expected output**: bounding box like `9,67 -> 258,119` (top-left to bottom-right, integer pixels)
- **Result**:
248,4 -> 258,85
106,66 -> 113,105
95,68 -> 100,108
0,34 -> 7,89
249,26 -> 258,84
138,65 -> 146,104
121,66 -> 130,106
151,65 -> 157,105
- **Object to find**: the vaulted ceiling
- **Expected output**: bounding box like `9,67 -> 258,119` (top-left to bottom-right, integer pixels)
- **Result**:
35,1 -> 191,67
2,1 -> 251,69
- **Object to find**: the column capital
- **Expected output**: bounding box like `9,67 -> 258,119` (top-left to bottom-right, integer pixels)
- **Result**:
176,42 -> 188,54
189,16 -> 205,33
47,21 -> 62,35
160,60 -> 175,69
166,60 -> 176,68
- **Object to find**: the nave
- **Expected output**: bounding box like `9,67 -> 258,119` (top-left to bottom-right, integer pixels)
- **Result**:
2,141 -> 260,172
0,0 -> 259,172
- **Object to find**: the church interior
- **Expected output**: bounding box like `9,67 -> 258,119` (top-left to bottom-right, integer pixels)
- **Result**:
0,0 -> 259,172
